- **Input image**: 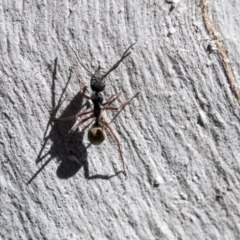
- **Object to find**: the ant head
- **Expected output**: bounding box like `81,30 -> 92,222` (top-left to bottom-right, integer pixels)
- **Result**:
88,123 -> 106,145
90,76 -> 106,92
90,64 -> 107,92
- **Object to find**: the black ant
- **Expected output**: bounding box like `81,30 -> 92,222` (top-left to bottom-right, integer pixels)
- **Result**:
56,43 -> 139,178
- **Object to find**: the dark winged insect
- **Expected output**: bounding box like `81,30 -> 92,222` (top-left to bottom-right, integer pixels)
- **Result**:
56,43 -> 139,178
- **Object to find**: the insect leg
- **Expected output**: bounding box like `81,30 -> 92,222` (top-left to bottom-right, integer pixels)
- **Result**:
53,110 -> 93,122
102,92 -> 121,106
103,92 -> 140,111
71,113 -> 94,132
101,117 -> 127,178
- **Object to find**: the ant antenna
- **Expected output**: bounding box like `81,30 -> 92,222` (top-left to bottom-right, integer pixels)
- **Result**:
69,44 -> 93,76
102,42 -> 136,78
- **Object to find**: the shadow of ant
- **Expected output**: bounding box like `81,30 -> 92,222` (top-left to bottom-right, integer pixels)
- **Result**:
27,58 -> 121,184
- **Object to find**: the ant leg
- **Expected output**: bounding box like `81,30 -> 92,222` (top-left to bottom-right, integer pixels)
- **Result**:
103,92 -> 140,111
101,117 -> 127,178
53,110 -> 93,122
71,113 -> 94,132
70,67 -> 91,100
102,92 -> 121,106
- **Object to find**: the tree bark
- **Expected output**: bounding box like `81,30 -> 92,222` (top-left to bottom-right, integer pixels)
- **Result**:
1,0 -> 240,239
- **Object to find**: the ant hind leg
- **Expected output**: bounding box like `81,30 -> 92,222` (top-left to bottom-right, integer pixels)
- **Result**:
101,117 -> 127,179
71,113 -> 94,132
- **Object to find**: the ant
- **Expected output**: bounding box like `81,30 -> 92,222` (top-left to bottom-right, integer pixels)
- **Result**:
55,43 -> 139,178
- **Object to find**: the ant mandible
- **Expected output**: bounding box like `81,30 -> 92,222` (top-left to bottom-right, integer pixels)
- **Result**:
56,43 -> 139,178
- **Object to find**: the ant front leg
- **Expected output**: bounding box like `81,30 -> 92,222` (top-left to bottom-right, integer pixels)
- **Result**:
103,92 -> 140,111
101,117 -> 127,178
102,92 -> 121,106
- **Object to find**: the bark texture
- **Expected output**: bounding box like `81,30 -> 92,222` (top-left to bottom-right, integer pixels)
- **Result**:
1,0 -> 240,239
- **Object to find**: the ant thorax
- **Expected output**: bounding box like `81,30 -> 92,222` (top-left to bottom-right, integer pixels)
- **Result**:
91,92 -> 104,105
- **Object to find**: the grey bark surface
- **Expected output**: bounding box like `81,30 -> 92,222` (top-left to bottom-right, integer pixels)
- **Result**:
1,0 -> 240,239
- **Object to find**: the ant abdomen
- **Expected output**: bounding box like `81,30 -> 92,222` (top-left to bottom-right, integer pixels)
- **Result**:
88,123 -> 106,145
